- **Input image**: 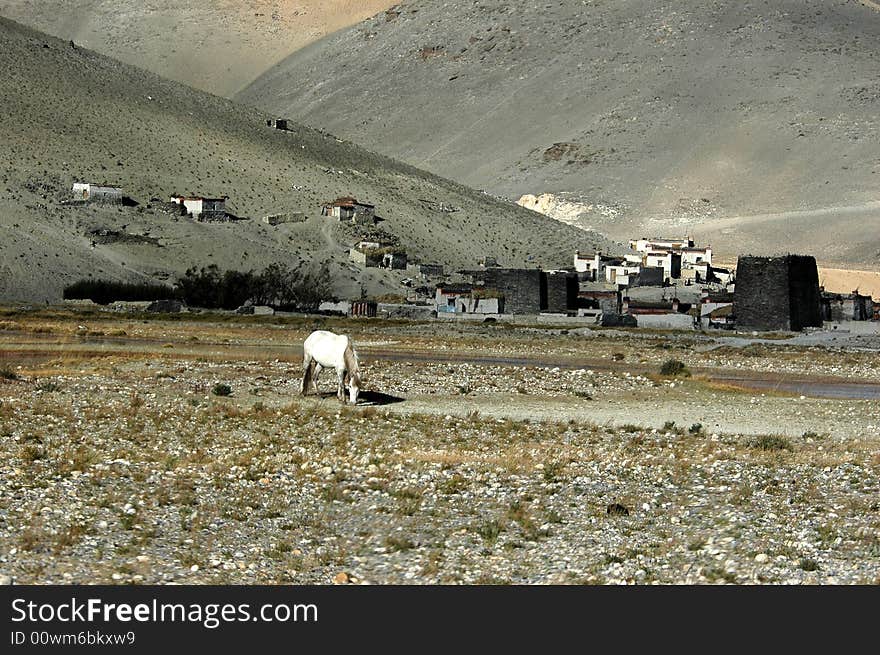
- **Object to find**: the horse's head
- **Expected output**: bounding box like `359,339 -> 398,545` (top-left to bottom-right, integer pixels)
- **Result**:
347,372 -> 360,405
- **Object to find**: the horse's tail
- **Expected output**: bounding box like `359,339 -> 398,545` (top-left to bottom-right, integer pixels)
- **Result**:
343,339 -> 360,385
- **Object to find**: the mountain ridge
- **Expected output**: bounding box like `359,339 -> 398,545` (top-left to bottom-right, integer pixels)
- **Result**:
0,15 -> 619,303
239,0 -> 880,266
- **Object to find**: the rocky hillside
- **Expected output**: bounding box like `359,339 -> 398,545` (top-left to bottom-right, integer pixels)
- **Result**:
1,1 -> 398,97
0,17 -> 618,304
240,0 -> 880,265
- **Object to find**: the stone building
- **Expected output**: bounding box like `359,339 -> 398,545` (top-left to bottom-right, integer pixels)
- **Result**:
322,197 -> 375,223
821,291 -> 874,322
734,255 -> 823,331
462,268 -> 578,315
266,118 -> 289,130
72,182 -> 123,203
466,268 -> 543,314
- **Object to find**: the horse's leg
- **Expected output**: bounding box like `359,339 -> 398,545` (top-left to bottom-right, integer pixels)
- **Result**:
312,363 -> 323,395
300,354 -> 313,396
337,367 -> 346,403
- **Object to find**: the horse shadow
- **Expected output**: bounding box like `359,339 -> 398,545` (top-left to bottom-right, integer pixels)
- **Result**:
304,390 -> 405,406
357,390 -> 405,406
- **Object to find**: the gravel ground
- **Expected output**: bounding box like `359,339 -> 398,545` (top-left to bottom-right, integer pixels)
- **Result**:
1,315 -> 878,585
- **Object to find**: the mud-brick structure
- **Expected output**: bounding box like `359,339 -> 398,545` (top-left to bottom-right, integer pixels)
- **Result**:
734,255 -> 822,331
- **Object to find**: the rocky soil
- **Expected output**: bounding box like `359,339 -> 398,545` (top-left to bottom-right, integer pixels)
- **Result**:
0,310 -> 878,585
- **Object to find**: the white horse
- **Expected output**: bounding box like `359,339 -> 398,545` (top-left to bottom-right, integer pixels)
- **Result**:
300,330 -> 361,404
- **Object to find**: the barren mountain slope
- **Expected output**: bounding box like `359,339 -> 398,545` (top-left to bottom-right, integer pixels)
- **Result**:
1,1 -> 397,97
0,17 -> 617,303
240,0 -> 880,266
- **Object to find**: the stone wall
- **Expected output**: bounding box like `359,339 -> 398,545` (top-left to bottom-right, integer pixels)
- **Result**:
470,268 -> 544,314
544,271 -> 578,313
787,255 -> 822,331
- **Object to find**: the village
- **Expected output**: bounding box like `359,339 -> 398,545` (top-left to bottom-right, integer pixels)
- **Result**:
67,166 -> 879,335
320,206 -> 879,334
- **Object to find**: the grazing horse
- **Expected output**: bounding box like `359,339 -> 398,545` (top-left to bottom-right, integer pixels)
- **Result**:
300,330 -> 361,404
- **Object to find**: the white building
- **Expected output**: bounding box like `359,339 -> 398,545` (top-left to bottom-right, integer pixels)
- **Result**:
630,236 -> 693,253
681,246 -> 712,267
575,251 -> 641,282
170,195 -> 227,220
72,183 -> 123,203
605,263 -> 642,286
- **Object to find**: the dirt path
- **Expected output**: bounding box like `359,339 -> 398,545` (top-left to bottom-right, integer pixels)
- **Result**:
700,201 -> 880,231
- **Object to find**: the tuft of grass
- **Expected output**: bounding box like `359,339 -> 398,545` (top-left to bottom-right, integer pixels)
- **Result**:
703,566 -> 737,584
659,359 -> 690,377
438,473 -> 467,495
53,522 -> 89,554
35,380 -> 61,392
212,383 -> 232,397
542,459 -> 566,483
799,557 -> 820,572
0,367 -> 20,381
473,519 -> 504,544
21,443 -> 45,463
689,423 -> 705,436
384,535 -> 415,552
750,434 -> 794,452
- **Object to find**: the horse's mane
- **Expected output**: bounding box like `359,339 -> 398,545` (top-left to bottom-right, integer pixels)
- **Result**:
343,339 -> 360,385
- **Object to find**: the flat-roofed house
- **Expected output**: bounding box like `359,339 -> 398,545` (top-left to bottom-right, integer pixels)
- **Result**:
72,182 -> 123,203
170,195 -> 227,221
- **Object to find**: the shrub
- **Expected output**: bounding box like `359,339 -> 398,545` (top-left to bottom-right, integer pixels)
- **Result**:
63,279 -> 176,305
212,383 -> 232,397
659,359 -> 690,377
174,262 -> 334,311
750,434 -> 794,452
689,423 -> 704,435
